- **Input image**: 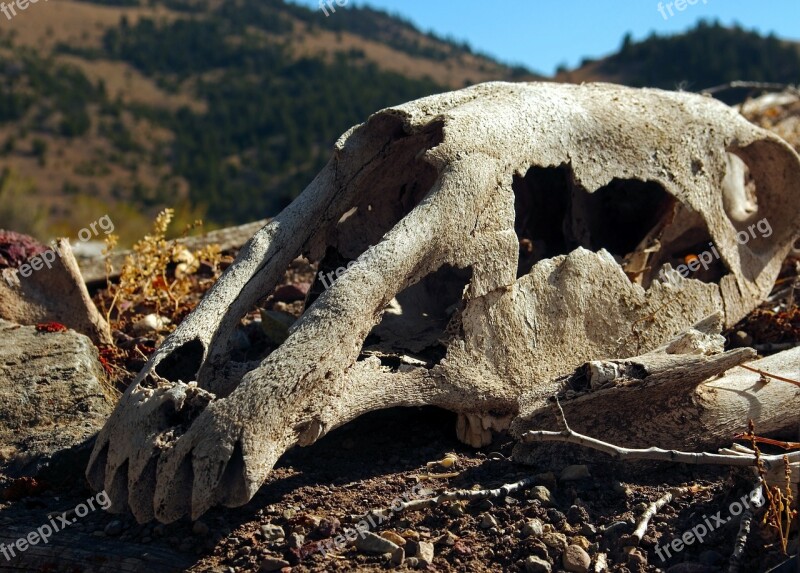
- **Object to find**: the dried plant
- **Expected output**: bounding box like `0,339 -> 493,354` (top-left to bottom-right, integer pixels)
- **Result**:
744,420 -> 797,554
100,209 -> 226,332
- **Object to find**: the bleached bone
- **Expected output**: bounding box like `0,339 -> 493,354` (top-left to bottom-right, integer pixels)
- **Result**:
87,82 -> 800,523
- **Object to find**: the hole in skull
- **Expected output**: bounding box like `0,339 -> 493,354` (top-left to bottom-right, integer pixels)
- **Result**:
363,264 -> 472,362
513,165 -> 677,283
155,338 -> 204,382
573,178 -> 675,256
330,119 -> 443,259
513,165 -> 572,277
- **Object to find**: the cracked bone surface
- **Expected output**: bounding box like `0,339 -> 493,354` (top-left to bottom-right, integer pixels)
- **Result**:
86,82 -> 800,523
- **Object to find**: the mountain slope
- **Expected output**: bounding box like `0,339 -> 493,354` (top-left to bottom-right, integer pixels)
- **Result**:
0,6 -> 797,241
0,0 -> 539,240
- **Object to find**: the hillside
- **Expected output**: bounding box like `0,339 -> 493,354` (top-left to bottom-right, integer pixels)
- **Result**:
0,0 -> 538,241
556,20 -> 800,97
0,5 -> 798,242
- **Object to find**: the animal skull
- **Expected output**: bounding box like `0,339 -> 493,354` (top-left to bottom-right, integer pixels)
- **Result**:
87,82 -> 800,523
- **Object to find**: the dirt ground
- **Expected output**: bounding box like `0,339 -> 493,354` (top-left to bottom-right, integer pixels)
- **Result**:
1,249 -> 798,573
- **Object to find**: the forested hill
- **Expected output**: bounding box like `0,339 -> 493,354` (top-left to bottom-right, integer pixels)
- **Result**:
557,21 -> 800,97
0,3 -> 797,241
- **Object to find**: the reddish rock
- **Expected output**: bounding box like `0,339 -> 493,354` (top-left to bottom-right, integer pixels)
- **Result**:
272,282 -> 310,303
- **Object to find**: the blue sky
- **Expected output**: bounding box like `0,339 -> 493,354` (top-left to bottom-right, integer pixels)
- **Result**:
293,0 -> 800,75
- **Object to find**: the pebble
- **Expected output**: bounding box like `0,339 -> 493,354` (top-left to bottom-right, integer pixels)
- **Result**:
563,544 -> 591,573
521,518 -> 544,538
541,532 -> 568,550
192,521 -> 209,536
380,531 -> 406,546
476,499 -> 494,511
524,555 -> 553,573
733,330 -> 754,347
480,514 -> 498,529
287,532 -> 305,549
259,557 -> 290,572
355,530 -> 401,555
626,547 -> 647,567
560,465 -> 591,481
104,520 -> 123,537
528,486 -> 556,506
260,523 -> 285,543
436,531 -> 458,546
572,535 -> 591,550
446,502 -> 466,517
272,283 -> 310,303
567,505 -> 590,524
415,540 -> 434,567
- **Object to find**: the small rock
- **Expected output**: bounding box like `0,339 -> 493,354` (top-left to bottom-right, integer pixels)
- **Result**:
436,530 -> 458,546
152,524 -> 166,537
541,532 -> 568,550
192,521 -> 209,536
272,283 -> 310,303
405,557 -> 419,568
563,544 -> 591,573
567,505 -> 590,524
131,313 -> 170,335
480,514 -> 498,529
355,530 -> 401,555
626,547 -> 647,567
104,520 -> 123,537
381,531 -> 406,546
259,557 -> 290,572
521,518 -> 544,538
528,486 -> 555,506
315,517 -> 340,537
733,330 -> 754,347
287,532 -> 304,549
260,523 -> 285,543
572,536 -> 591,551
388,547 -> 405,566
475,499 -> 494,511
560,465 -> 591,481
547,508 -> 567,528
524,555 -> 553,573
446,502 -> 466,517
415,540 -> 434,567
